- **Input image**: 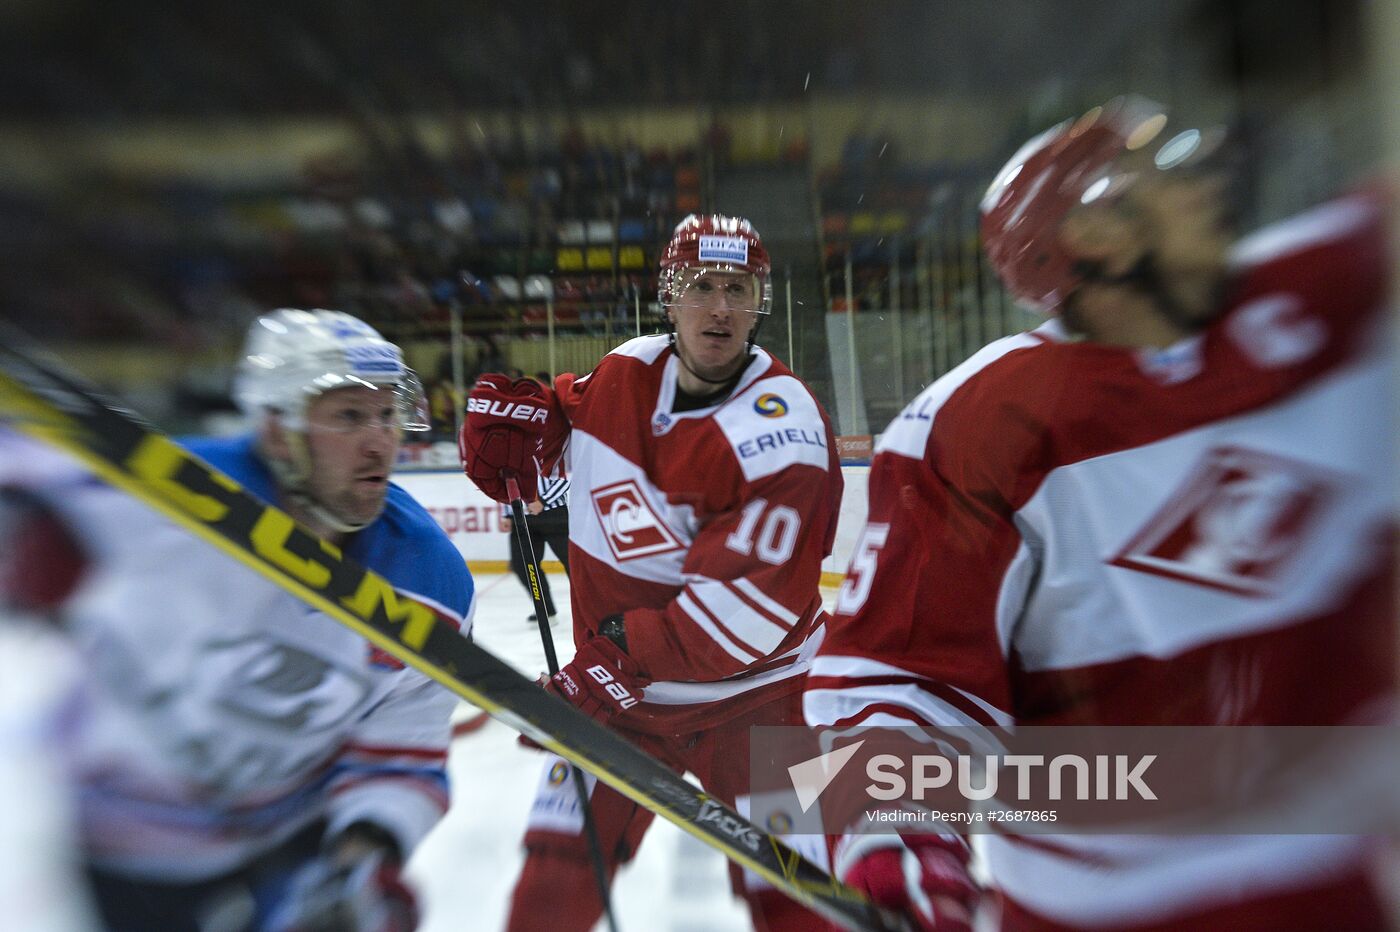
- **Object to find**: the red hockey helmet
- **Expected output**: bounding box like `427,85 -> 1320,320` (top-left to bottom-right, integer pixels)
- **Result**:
659,214 -> 773,315
980,97 -> 1220,313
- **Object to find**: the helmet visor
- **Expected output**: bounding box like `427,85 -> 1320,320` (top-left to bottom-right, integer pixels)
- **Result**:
1070,100 -> 1232,212
661,267 -> 771,316
297,369 -> 431,433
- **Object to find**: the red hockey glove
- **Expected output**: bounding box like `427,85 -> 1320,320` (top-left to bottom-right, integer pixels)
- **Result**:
546,633 -> 649,724
458,375 -> 550,504
841,834 -> 977,932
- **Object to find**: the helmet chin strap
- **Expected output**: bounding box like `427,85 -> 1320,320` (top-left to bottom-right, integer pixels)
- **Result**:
1073,252 -> 1213,335
299,494 -> 374,536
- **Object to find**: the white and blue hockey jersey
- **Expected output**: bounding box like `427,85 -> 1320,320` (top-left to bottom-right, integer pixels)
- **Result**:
3,432 -> 474,882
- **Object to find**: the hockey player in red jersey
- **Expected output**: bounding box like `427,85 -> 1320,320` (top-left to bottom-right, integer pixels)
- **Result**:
459,214 -> 842,930
805,98 -> 1396,931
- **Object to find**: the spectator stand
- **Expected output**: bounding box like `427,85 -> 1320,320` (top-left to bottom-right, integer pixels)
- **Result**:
815,137 -> 1037,434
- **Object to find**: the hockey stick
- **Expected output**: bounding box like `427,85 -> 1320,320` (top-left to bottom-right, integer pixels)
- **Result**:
0,336 -> 907,932
506,476 -> 620,932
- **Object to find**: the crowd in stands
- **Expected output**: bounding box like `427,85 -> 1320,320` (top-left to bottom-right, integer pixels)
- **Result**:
271,125 -> 714,347
7,115 -> 1025,439
817,131 -> 1004,316
7,125 -> 717,355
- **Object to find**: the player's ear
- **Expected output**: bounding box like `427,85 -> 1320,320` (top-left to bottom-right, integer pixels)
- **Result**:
260,412 -> 291,461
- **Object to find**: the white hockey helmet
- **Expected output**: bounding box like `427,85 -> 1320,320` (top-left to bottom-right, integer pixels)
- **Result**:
234,309 -> 429,433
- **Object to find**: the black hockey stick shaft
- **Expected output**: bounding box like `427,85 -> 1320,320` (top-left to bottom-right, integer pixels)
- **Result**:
507,480 -> 561,672
506,476 -> 620,932
0,334 -> 907,932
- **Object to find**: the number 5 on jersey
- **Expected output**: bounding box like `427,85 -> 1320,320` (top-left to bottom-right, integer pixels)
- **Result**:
836,523 -> 890,615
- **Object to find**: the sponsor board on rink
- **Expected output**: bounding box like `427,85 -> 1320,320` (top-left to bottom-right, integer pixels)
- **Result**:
834,434 -> 872,462
395,441 -> 461,468
590,479 -> 684,561
1110,446 -> 1336,597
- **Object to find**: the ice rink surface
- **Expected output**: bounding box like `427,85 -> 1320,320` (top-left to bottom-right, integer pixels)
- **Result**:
408,571 -> 758,932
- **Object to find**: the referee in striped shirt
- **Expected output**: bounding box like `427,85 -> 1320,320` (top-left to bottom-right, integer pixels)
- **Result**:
505,469 -> 570,623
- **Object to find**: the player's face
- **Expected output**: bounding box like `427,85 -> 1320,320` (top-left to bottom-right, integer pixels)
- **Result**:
1061,167 -> 1232,328
1130,173 -> 1232,319
302,386 -> 402,527
668,268 -> 760,381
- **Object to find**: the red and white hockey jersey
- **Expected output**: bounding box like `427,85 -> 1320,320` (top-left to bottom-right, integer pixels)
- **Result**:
806,193 -> 1396,928
542,335 -> 841,735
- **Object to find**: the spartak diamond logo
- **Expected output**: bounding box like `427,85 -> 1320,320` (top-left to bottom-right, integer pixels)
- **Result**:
591,480 -> 684,561
1110,447 -> 1335,597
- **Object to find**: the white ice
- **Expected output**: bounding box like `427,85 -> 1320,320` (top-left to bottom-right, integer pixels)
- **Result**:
409,571 -> 759,932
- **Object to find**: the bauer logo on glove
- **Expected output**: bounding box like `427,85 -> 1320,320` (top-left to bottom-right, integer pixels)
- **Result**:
544,632 -> 649,724
458,375 -> 552,503
464,396 -> 549,424
584,664 -> 639,710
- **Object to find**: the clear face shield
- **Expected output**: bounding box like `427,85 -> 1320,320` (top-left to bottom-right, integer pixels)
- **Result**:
1068,100 -> 1233,215
297,369 -> 432,435
660,266 -> 773,319
1062,103 -> 1239,319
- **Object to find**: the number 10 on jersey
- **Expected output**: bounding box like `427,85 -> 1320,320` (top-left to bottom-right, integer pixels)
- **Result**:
725,498 -> 801,565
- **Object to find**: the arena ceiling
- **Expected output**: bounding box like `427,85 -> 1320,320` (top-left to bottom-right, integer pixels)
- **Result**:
0,0 -> 1359,120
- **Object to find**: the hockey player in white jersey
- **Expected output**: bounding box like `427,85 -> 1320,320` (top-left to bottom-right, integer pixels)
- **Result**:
806,99 -> 1396,930
459,215 -> 842,930
0,459 -> 101,932
1,310 -> 475,931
